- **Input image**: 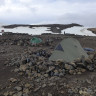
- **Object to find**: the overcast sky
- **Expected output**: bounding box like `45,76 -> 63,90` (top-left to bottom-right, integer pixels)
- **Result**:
0,0 -> 96,27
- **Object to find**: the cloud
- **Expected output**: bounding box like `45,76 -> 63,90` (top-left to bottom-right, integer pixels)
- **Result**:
0,0 -> 5,5
55,12 -> 96,27
0,0 -> 96,27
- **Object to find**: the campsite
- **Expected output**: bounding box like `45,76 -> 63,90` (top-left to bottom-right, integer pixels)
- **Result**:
0,24 -> 96,96
1,0 -> 96,95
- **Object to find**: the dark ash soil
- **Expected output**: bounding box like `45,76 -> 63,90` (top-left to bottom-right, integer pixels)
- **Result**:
0,33 -> 96,96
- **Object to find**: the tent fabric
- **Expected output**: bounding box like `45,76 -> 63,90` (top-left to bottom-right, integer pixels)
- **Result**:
30,37 -> 42,44
84,48 -> 95,52
49,38 -> 88,62
55,44 -> 64,51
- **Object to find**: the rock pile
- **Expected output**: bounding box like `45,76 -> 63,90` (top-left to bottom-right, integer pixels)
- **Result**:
6,50 -> 96,78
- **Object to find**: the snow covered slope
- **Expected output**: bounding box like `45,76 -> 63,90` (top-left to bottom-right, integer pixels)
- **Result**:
0,25 -> 96,36
0,27 -> 52,35
61,26 -> 96,36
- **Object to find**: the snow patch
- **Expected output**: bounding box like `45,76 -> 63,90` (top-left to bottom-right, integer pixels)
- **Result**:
61,26 -> 96,36
0,26 -> 96,36
56,27 -> 60,29
0,27 -> 52,35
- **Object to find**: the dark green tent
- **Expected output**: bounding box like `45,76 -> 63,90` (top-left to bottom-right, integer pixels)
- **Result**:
49,38 -> 88,62
30,37 -> 42,45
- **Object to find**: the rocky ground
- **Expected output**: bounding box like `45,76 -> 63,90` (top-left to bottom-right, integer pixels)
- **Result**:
0,33 -> 96,96
88,28 -> 96,34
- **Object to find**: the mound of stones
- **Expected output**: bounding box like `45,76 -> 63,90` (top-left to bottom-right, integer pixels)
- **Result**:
7,50 -> 96,77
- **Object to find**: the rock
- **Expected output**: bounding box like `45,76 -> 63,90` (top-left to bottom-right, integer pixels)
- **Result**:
81,56 -> 86,64
81,68 -> 86,73
42,92 -> 45,96
3,92 -> 9,96
58,69 -> 62,72
62,69 -> 66,74
79,90 -> 90,96
48,93 -> 52,96
48,83 -> 56,86
28,73 -> 33,78
14,68 -> 20,72
44,74 -> 48,78
74,58 -> 81,63
9,91 -> 15,95
19,72 -> 24,76
60,90 -> 65,94
77,72 -> 82,75
23,88 -> 30,94
13,94 -> 17,96
65,64 -> 74,70
25,83 -> 31,88
26,58 -> 30,63
59,72 -> 64,77
54,70 -> 59,76
39,57 -> 44,61
17,40 -> 24,46
46,66 -> 55,73
86,65 -> 94,71
56,59 -> 63,64
89,54 -> 94,59
37,73 -> 41,77
76,63 -> 85,68
23,93 -> 29,96
13,62 -> 20,67
42,84 -> 46,88
0,50 -> 6,54
36,78 -> 40,82
33,72 -> 38,78
28,62 -> 33,66
94,60 -> 96,64
85,58 -> 92,63
69,70 -> 75,75
25,69 -> 31,74
9,78 -> 18,83
68,89 -> 74,94
34,86 -> 41,92
19,65 -> 28,71
16,92 -> 23,96
48,71 -> 54,76
70,62 -> 76,67
13,92 -> 22,96
14,86 -> 22,91
86,79 -> 91,84
22,59 -> 27,64
38,65 -> 47,71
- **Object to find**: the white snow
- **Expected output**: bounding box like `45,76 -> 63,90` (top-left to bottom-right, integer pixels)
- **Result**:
0,25 -> 96,36
61,26 -> 96,36
0,24 -> 3,28
0,23 -> 7,28
0,26 -> 52,35
56,27 -> 60,29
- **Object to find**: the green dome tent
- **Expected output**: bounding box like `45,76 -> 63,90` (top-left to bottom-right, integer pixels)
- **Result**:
30,37 -> 42,45
49,38 -> 88,62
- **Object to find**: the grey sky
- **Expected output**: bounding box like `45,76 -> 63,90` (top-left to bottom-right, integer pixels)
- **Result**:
0,0 -> 96,27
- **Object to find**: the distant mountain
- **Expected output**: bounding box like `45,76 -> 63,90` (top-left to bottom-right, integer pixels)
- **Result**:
2,23 -> 82,28
0,23 -> 96,36
2,23 -> 82,34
